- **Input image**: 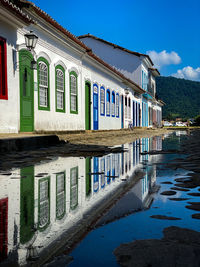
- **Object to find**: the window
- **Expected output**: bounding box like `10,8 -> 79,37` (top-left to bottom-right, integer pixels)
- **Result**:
142,70 -> 148,91
38,177 -> 50,230
100,86 -> 105,115
56,66 -> 65,112
0,37 -> 7,99
106,89 -> 110,116
70,167 -> 78,210
112,91 -> 115,117
56,172 -> 65,219
38,57 -> 50,110
70,71 -> 78,114
116,93 -> 119,117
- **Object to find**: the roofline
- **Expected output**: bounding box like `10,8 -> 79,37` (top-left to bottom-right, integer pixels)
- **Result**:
18,1 -> 144,94
158,99 -> 165,106
149,67 -> 160,76
78,33 -> 154,66
0,0 -> 34,24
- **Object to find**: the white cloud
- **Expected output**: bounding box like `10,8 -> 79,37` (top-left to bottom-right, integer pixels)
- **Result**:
172,66 -> 200,81
146,50 -> 181,69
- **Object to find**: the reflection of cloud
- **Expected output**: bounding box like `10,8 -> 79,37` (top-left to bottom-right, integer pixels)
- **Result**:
147,50 -> 181,69
172,66 -> 200,81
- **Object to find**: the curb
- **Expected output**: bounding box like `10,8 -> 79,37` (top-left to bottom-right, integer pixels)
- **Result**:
0,135 -> 60,153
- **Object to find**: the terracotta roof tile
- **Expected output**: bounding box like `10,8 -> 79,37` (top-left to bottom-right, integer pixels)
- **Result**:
0,0 -> 33,23
17,1 -> 145,94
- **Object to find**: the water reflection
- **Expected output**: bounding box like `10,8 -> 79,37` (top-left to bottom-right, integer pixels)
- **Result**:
0,136 -> 163,266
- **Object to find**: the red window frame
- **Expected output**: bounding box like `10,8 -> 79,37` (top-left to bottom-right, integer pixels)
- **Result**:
0,36 -> 8,100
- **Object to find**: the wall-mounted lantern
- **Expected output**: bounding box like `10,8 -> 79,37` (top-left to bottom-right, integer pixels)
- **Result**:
24,31 -> 38,51
125,87 -> 129,95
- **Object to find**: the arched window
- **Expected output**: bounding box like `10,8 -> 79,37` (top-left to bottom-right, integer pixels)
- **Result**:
112,91 -> 115,117
69,71 -> 78,114
116,93 -> 119,118
38,57 -> 50,110
55,65 -> 65,112
100,86 -> 105,116
106,89 -> 110,116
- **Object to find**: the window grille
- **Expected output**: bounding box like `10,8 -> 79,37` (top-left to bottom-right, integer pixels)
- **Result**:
100,87 -> 105,115
39,62 -> 48,107
70,74 -> 77,112
112,92 -> 115,116
106,90 -> 110,116
56,69 -> 64,110
116,94 -> 119,117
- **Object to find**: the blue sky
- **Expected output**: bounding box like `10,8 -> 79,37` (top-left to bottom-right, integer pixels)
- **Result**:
31,0 -> 200,81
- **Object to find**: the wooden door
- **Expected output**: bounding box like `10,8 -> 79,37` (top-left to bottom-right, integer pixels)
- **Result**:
85,82 -> 91,130
93,84 -> 98,130
19,50 -> 34,132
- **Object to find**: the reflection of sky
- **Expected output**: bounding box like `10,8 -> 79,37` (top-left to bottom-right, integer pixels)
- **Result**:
70,139 -> 200,267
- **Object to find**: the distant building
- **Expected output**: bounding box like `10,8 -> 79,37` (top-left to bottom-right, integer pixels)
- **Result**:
79,34 -> 163,127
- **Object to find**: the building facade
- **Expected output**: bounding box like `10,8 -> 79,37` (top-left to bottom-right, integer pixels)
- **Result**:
79,34 -> 163,128
0,0 -> 162,133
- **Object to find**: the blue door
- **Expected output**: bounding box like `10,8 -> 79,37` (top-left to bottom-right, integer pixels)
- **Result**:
93,84 -> 98,130
121,95 -> 124,128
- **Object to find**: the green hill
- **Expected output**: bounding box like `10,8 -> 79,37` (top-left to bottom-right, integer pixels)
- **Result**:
156,76 -> 200,120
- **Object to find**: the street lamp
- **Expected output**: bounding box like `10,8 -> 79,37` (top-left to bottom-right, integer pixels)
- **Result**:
24,31 -> 38,69
24,31 -> 38,51
125,87 -> 129,95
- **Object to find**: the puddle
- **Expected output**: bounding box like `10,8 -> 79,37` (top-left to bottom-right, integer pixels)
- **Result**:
0,131 -> 199,266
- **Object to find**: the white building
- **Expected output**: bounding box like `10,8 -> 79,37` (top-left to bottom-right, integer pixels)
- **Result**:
78,34 -> 164,127
0,0 -> 148,133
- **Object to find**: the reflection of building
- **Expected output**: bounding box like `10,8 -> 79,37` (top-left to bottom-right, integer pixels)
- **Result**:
0,135 -> 163,265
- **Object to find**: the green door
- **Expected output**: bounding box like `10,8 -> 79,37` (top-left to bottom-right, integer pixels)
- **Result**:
20,166 -> 34,244
85,82 -> 91,130
19,50 -> 34,132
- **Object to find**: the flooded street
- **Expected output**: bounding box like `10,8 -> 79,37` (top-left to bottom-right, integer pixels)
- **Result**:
0,131 -> 200,266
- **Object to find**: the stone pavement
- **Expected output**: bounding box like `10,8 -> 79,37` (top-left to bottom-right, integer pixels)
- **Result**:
0,128 -> 172,153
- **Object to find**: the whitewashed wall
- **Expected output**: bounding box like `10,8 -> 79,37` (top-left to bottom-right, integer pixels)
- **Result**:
80,37 -> 142,86
0,20 -> 19,133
